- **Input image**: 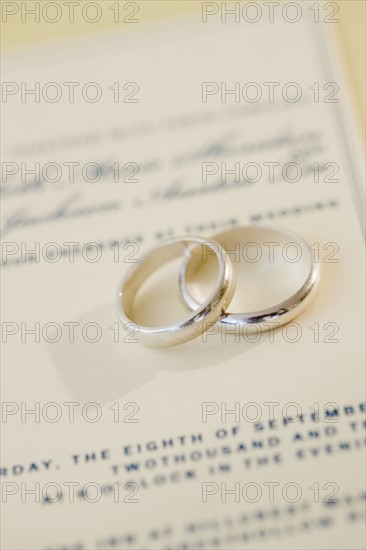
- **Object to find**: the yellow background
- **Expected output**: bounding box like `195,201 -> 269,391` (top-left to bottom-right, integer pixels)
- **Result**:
1,1 -> 365,139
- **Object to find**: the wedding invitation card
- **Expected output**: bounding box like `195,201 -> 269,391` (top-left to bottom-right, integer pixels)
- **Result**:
1,4 -> 365,549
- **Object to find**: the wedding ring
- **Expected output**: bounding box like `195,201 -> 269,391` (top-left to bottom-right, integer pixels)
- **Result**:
116,236 -> 236,347
179,226 -> 320,332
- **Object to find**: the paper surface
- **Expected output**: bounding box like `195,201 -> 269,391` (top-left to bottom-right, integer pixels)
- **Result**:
1,9 -> 365,550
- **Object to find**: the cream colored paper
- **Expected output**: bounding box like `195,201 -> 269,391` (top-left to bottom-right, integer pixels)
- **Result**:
1,10 -> 365,550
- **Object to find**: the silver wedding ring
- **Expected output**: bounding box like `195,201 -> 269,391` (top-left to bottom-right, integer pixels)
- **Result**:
116,226 -> 320,347
179,226 -> 320,332
116,236 -> 236,347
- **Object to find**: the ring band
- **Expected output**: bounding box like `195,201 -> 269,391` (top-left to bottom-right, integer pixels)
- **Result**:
179,226 -> 320,332
116,236 -> 236,347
